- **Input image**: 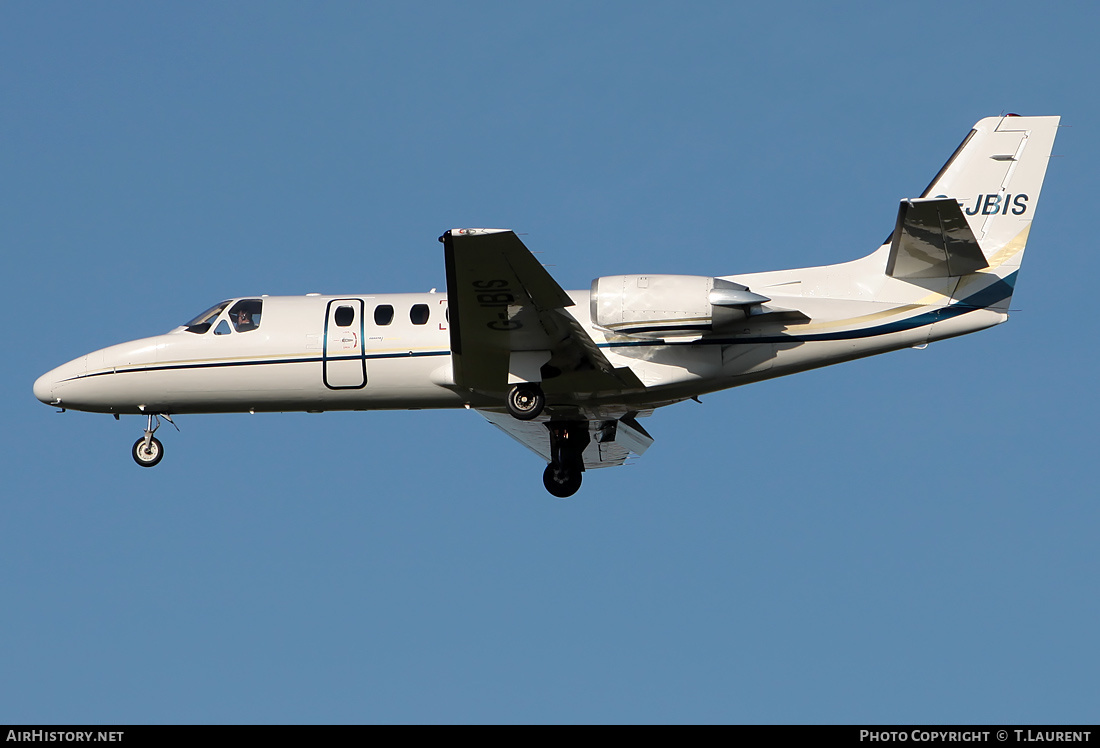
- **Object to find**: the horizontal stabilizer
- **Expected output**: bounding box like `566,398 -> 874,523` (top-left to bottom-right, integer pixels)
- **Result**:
886,197 -> 988,279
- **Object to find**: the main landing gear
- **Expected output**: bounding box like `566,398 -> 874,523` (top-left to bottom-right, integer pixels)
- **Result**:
131,413 -> 175,468
506,383 -> 545,421
542,420 -> 590,498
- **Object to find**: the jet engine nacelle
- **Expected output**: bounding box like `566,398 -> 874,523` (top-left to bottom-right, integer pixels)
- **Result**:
589,274 -> 770,338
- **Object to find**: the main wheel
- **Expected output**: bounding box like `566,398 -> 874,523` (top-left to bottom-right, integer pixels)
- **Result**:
132,436 -> 164,468
506,383 -> 545,421
543,462 -> 582,498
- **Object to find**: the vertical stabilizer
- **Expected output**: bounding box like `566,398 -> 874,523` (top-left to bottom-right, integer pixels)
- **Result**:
921,114 -> 1059,266
883,116 -> 1058,313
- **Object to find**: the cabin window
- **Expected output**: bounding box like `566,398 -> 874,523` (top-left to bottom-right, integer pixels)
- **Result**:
183,301 -> 231,334
410,304 -> 430,325
228,299 -> 262,333
334,306 -> 355,327
374,304 -> 394,325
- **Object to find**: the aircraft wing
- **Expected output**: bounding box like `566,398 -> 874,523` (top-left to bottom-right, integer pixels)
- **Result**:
441,228 -> 644,398
479,409 -> 655,469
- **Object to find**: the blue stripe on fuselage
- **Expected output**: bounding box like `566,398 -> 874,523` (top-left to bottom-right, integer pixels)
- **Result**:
60,272 -> 1017,381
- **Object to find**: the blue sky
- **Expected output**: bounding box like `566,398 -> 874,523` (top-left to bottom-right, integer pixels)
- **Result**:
3,1 -> 1098,724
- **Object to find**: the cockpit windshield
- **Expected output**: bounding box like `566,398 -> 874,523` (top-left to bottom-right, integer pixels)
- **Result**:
183,301 -> 231,334
182,299 -> 264,334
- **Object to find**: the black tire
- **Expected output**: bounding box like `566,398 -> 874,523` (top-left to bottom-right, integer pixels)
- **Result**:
506,383 -> 545,421
132,436 -> 164,468
543,462 -> 582,498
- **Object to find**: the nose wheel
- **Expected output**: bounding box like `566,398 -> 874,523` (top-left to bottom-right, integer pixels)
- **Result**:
131,413 -> 175,468
132,435 -> 164,467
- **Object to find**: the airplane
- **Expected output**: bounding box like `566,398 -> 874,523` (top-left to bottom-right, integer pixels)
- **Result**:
34,115 -> 1060,497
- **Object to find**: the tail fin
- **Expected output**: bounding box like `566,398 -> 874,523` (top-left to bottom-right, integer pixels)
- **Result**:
886,115 -> 1059,297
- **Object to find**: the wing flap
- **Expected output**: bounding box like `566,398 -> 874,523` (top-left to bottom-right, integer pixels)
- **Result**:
479,410 -> 654,470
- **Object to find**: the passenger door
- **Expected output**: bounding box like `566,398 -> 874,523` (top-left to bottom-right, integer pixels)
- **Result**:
323,299 -> 366,389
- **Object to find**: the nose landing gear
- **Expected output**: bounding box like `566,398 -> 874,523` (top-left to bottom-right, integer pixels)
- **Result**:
132,435 -> 163,467
131,413 -> 175,468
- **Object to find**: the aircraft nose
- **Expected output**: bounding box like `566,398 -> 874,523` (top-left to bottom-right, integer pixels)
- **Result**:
34,356 -> 87,407
33,371 -> 56,405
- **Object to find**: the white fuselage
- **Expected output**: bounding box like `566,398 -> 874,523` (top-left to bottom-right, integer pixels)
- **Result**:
33,250 -> 1007,418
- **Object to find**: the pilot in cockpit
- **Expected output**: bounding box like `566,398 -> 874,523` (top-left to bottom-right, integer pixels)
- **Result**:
233,308 -> 257,333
